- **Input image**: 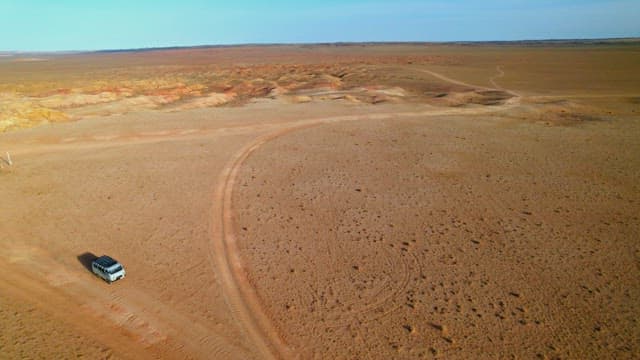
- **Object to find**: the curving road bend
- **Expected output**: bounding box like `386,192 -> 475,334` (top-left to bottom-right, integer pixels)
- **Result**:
208,66 -> 524,359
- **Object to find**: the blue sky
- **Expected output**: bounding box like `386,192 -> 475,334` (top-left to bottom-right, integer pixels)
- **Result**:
1,0 -> 639,51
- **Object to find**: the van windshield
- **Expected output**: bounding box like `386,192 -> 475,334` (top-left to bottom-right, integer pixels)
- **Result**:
108,265 -> 123,274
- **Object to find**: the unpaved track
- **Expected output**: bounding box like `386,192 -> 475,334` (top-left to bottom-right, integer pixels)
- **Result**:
419,66 -> 522,106
0,258 -> 153,360
209,96 -> 523,359
418,68 -> 493,91
488,65 -> 506,90
420,65 -> 636,104
0,68 -> 524,358
0,240 -> 249,359
3,43 -> 639,359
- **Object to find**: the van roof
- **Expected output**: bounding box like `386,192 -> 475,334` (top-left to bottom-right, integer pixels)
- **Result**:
94,255 -> 118,268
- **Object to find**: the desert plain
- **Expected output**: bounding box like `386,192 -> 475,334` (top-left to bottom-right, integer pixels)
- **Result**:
0,42 -> 639,359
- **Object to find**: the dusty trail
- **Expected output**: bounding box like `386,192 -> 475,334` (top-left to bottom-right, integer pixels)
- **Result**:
2,43 -> 639,359
488,65 -> 506,90
210,124 -> 318,359
420,65 -> 638,104
0,256 -> 155,360
5,102 -> 516,159
1,66 -> 525,359
418,68 -> 493,91
0,243 -> 249,359
209,86 -> 523,359
5,122 -> 288,157
489,65 -> 522,101
420,66 -> 522,105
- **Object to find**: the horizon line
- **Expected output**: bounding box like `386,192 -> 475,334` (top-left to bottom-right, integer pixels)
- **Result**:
2,36 -> 639,54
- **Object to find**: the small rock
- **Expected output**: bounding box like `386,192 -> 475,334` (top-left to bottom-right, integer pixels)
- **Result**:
403,324 -> 414,333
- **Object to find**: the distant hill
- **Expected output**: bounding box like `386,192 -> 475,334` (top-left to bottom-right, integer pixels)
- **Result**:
88,38 -> 640,54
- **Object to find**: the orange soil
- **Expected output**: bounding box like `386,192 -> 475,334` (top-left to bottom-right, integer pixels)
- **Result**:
1,43 -> 639,359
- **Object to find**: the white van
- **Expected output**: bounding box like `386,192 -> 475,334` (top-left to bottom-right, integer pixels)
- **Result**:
91,255 -> 126,283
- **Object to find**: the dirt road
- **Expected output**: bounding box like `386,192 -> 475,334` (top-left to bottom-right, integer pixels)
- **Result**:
2,44 -> 639,358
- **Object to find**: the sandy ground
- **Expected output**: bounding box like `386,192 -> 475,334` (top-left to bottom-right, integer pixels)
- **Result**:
1,43 -> 639,359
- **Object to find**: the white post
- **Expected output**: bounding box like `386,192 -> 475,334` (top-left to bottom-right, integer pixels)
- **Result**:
6,151 -> 11,166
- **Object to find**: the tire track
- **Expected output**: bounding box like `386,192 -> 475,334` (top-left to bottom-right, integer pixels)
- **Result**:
488,65 -> 506,90
419,65 -> 522,104
418,69 -> 493,91
210,123 -> 319,360
322,247 -> 417,329
0,257 -> 155,360
4,67 -> 522,359
489,65 -> 522,103
209,91 -> 525,359
1,244 -> 247,359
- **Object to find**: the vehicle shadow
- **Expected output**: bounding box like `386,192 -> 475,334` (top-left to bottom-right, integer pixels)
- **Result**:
77,252 -> 98,272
